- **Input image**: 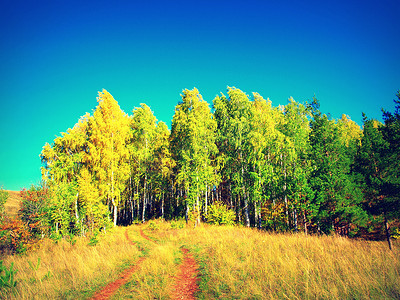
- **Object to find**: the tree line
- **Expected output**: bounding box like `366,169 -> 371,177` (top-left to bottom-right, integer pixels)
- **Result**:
35,87 -> 399,245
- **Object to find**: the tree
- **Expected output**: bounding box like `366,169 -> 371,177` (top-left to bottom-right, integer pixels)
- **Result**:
152,121 -> 174,220
40,114 -> 89,234
78,168 -> 108,232
380,91 -> 400,222
87,90 -> 131,226
129,103 -> 158,223
355,92 -> 400,249
248,93 -> 284,229
308,98 -> 365,234
279,97 -> 312,233
170,88 -> 218,226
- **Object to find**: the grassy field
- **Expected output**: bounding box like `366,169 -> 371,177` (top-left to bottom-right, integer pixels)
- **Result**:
1,220 -> 399,299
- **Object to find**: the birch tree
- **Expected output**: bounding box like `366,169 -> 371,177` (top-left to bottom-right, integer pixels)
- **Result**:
170,88 -> 218,226
88,89 -> 131,226
130,103 -> 158,222
213,87 -> 253,226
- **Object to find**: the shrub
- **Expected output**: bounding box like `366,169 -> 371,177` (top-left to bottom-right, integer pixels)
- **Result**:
207,202 -> 236,226
170,220 -> 185,229
19,186 -> 51,238
87,231 -> 99,246
148,220 -> 160,231
0,217 -> 35,254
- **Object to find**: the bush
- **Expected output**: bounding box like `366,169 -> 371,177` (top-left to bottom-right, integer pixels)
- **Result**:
148,220 -> 160,231
170,220 -> 185,229
0,217 -> 35,254
87,232 -> 99,246
207,202 -> 236,226
19,186 -> 51,238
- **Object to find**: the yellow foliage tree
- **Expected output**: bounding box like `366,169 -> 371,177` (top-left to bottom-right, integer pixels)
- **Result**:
87,90 -> 131,226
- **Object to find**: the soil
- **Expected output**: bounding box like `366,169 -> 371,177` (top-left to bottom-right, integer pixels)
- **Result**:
170,247 -> 200,300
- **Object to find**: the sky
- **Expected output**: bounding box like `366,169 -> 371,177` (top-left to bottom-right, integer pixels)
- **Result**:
1,0 -> 399,191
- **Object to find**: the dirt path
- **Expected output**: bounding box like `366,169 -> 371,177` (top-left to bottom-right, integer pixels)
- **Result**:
90,229 -> 146,300
170,248 -> 200,300
140,229 -> 155,243
90,256 -> 145,300
90,228 -> 200,300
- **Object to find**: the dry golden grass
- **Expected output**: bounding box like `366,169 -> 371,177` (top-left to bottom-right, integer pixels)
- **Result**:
115,220 -> 400,299
4,191 -> 21,218
168,224 -> 400,300
1,226 -> 141,299
1,220 -> 399,299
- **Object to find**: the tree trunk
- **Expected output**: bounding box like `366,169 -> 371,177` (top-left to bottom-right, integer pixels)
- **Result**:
384,212 -> 392,250
282,155 -> 289,228
205,184 -> 208,216
75,192 -> 79,224
142,175 -> 147,223
185,202 -> 189,224
111,132 -> 116,226
242,164 -> 250,227
161,192 -> 165,219
229,183 -> 233,208
244,196 -> 250,227
113,203 -> 117,226
130,177 -> 134,223
211,185 -> 214,206
237,196 -> 241,223
130,197 -> 134,224
303,211 -> 308,234
254,201 -> 258,229
272,193 -> 277,232
136,182 -> 140,220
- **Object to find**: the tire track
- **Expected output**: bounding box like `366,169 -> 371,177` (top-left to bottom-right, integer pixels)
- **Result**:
170,247 -> 200,300
140,229 -> 156,243
90,228 -> 147,300
90,256 -> 145,300
91,227 -> 200,300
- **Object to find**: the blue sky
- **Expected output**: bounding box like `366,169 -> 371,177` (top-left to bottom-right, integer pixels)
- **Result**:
1,0 -> 399,190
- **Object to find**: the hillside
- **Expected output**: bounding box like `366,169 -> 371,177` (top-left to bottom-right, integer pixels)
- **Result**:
4,190 -> 21,217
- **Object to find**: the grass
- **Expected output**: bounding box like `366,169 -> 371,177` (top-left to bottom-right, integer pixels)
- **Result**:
0,226 -> 141,299
4,191 -> 21,218
151,220 -> 400,299
0,219 -> 399,299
